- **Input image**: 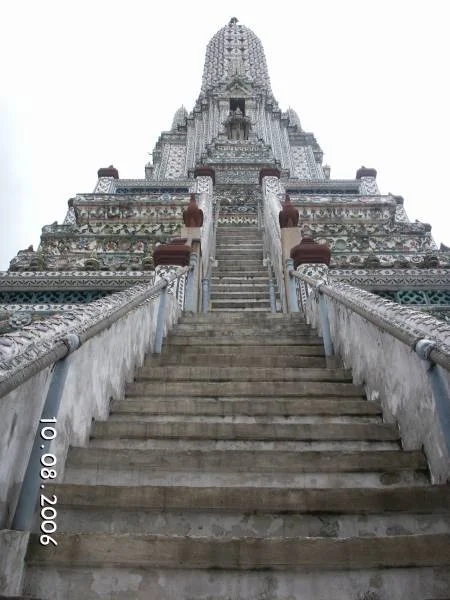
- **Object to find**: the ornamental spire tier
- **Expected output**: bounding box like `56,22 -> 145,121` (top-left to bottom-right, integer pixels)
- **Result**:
1,19 -> 450,329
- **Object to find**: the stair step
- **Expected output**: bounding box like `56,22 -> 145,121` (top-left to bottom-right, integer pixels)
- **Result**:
111,397 -> 381,416
54,507 -> 450,538
48,483 -> 450,513
170,324 -> 314,334
152,354 -> 326,367
89,438 -> 399,451
210,307 -> 272,312
211,276 -> 268,282
63,466 -> 427,488
165,335 -> 323,345
161,344 -> 323,356
212,272 -> 268,278
134,366 -> 352,382
179,313 -> 306,322
26,532 -> 450,570
90,420 -> 399,441
210,291 -> 270,299
45,482 -> 450,536
126,380 -> 364,397
210,301 -> 271,308
67,447 -> 425,472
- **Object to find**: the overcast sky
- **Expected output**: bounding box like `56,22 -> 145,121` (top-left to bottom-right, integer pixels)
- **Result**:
1,0 -> 449,271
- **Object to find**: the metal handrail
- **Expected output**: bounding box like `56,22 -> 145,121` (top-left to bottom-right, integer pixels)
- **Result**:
290,269 -> 450,371
202,196 -> 220,312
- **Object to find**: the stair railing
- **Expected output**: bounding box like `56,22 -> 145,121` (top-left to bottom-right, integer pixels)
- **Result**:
260,186 -> 287,312
258,192 -> 278,313
0,266 -> 190,532
291,265 -> 450,483
200,195 -> 220,312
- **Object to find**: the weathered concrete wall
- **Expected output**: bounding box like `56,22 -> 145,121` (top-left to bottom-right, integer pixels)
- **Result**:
304,292 -> 450,483
0,291 -> 181,531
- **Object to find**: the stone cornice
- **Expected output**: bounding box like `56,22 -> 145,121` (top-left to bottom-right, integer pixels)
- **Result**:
285,180 -> 360,193
0,271 -> 154,291
330,268 -> 450,289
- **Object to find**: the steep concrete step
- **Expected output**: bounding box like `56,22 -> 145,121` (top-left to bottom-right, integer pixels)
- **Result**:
211,291 -> 271,300
212,271 -> 268,278
127,380 -> 364,397
23,566 -> 450,600
214,257 -> 264,262
110,397 -> 381,416
179,312 -> 306,323
216,243 -> 262,249
26,532 -> 450,570
210,282 -> 269,289
211,275 -> 268,282
47,482 -> 450,536
214,262 -> 264,270
210,300 -> 271,309
47,483 -> 450,513
160,346 -> 324,357
170,323 -> 314,334
67,447 -> 425,473
134,366 -> 352,382
89,420 -> 399,441
89,438 -> 400,452
107,414 -> 381,425
216,251 -> 263,258
63,465 -> 427,488
107,414 -> 381,424
165,335 -> 324,345
54,506 -> 450,538
210,307 -> 271,312
151,353 -> 326,367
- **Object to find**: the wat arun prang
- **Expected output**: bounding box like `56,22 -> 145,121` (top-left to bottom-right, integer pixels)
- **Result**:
1,17 -> 449,330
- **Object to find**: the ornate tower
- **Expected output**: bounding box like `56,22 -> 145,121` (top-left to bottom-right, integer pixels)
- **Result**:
1,19 -> 450,600
1,17 -> 449,329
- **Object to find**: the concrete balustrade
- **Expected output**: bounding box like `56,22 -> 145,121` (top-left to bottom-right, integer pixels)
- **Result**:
294,265 -> 450,483
0,273 -> 187,594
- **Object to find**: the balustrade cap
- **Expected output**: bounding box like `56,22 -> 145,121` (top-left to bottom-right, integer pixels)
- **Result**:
290,237 -> 331,267
97,165 -> 119,179
259,167 -> 280,185
194,167 -> 215,184
153,239 -> 192,267
356,166 -> 377,179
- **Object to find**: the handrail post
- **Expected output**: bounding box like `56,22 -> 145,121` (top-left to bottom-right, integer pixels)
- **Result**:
12,334 -> 80,531
415,339 -> 450,454
185,253 -> 198,312
286,258 -> 299,312
316,283 -> 334,357
269,275 -> 277,313
154,282 -> 169,353
202,278 -> 209,313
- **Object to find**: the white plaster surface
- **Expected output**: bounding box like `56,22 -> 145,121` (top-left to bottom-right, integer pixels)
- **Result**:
0,288 -> 181,590
302,287 -> 450,483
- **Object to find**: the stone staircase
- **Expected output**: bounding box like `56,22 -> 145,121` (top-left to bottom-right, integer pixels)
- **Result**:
23,311 -> 450,599
210,225 -> 272,311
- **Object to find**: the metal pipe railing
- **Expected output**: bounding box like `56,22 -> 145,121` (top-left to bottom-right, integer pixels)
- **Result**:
202,196 -> 220,312
291,269 -> 450,371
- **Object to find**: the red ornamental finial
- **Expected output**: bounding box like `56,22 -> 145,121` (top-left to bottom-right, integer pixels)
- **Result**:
279,194 -> 299,228
183,193 -> 204,227
290,237 -> 331,268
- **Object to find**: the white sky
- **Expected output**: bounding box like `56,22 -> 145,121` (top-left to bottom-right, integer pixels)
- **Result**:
1,0 -> 449,271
